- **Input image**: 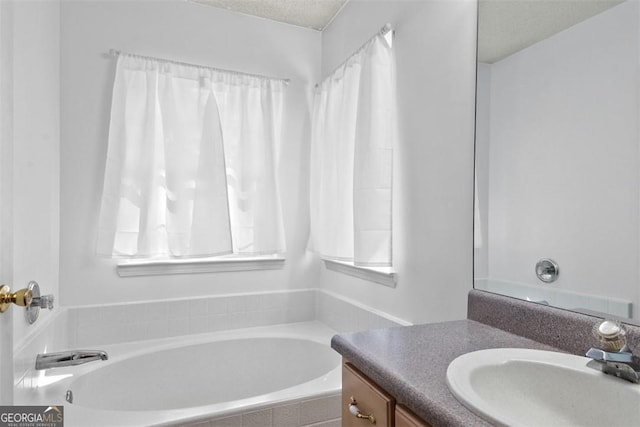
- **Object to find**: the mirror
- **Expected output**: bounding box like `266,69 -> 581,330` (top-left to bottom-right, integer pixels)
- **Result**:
474,0 -> 640,324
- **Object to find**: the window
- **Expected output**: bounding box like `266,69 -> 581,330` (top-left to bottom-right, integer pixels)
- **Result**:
97,53 -> 286,270
309,28 -> 397,283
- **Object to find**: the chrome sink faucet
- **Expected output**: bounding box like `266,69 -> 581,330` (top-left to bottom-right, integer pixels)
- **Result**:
35,350 -> 108,370
585,320 -> 640,383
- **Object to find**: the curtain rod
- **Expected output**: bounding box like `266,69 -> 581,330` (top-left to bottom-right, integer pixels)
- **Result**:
315,23 -> 394,88
380,23 -> 393,37
108,49 -> 290,85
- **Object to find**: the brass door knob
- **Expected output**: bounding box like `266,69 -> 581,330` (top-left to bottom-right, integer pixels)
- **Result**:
0,285 -> 34,313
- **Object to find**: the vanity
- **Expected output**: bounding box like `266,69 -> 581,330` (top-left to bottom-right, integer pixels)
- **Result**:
331,290 -> 640,426
342,359 -> 430,427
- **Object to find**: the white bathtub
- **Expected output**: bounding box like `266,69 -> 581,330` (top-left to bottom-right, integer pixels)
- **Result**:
16,322 -> 342,427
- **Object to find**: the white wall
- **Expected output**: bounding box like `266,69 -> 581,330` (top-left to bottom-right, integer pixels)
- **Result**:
59,1 -> 321,306
318,0 -> 477,324
478,2 -> 640,318
54,0 -> 479,320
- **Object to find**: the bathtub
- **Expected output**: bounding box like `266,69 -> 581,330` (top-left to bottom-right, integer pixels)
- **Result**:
15,322 -> 342,427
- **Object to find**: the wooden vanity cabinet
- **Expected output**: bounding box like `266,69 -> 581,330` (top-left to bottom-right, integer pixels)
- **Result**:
342,361 -> 394,426
395,405 -> 431,427
342,359 -> 432,427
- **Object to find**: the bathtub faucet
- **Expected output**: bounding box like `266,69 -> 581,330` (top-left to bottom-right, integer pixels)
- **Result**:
35,350 -> 108,370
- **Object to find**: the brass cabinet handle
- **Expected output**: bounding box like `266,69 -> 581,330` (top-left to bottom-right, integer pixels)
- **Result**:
349,396 -> 376,424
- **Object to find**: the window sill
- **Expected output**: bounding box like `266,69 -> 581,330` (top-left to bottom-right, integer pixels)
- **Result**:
117,256 -> 285,277
323,260 -> 397,288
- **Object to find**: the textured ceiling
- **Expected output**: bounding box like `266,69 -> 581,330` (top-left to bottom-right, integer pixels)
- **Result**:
479,0 -> 624,63
192,0 -> 624,61
191,0 -> 347,30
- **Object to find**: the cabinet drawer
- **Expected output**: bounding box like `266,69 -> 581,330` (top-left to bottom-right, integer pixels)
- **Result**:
395,405 -> 432,427
342,360 -> 395,427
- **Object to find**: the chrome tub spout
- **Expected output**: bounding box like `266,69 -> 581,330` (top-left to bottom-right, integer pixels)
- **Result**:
35,350 -> 108,370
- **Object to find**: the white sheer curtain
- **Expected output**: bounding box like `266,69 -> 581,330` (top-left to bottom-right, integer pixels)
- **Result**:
211,72 -> 286,255
97,54 -> 285,258
309,31 -> 396,267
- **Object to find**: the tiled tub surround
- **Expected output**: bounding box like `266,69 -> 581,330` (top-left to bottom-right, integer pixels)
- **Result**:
331,290 -> 640,427
14,289 -> 408,427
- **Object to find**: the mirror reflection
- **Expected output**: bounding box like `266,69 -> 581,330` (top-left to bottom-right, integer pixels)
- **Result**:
474,0 -> 640,323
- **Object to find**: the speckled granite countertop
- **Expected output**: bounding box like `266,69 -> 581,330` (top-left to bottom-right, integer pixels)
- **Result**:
331,319 -> 562,426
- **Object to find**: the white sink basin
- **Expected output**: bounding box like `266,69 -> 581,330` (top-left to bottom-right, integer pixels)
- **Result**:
446,348 -> 640,427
